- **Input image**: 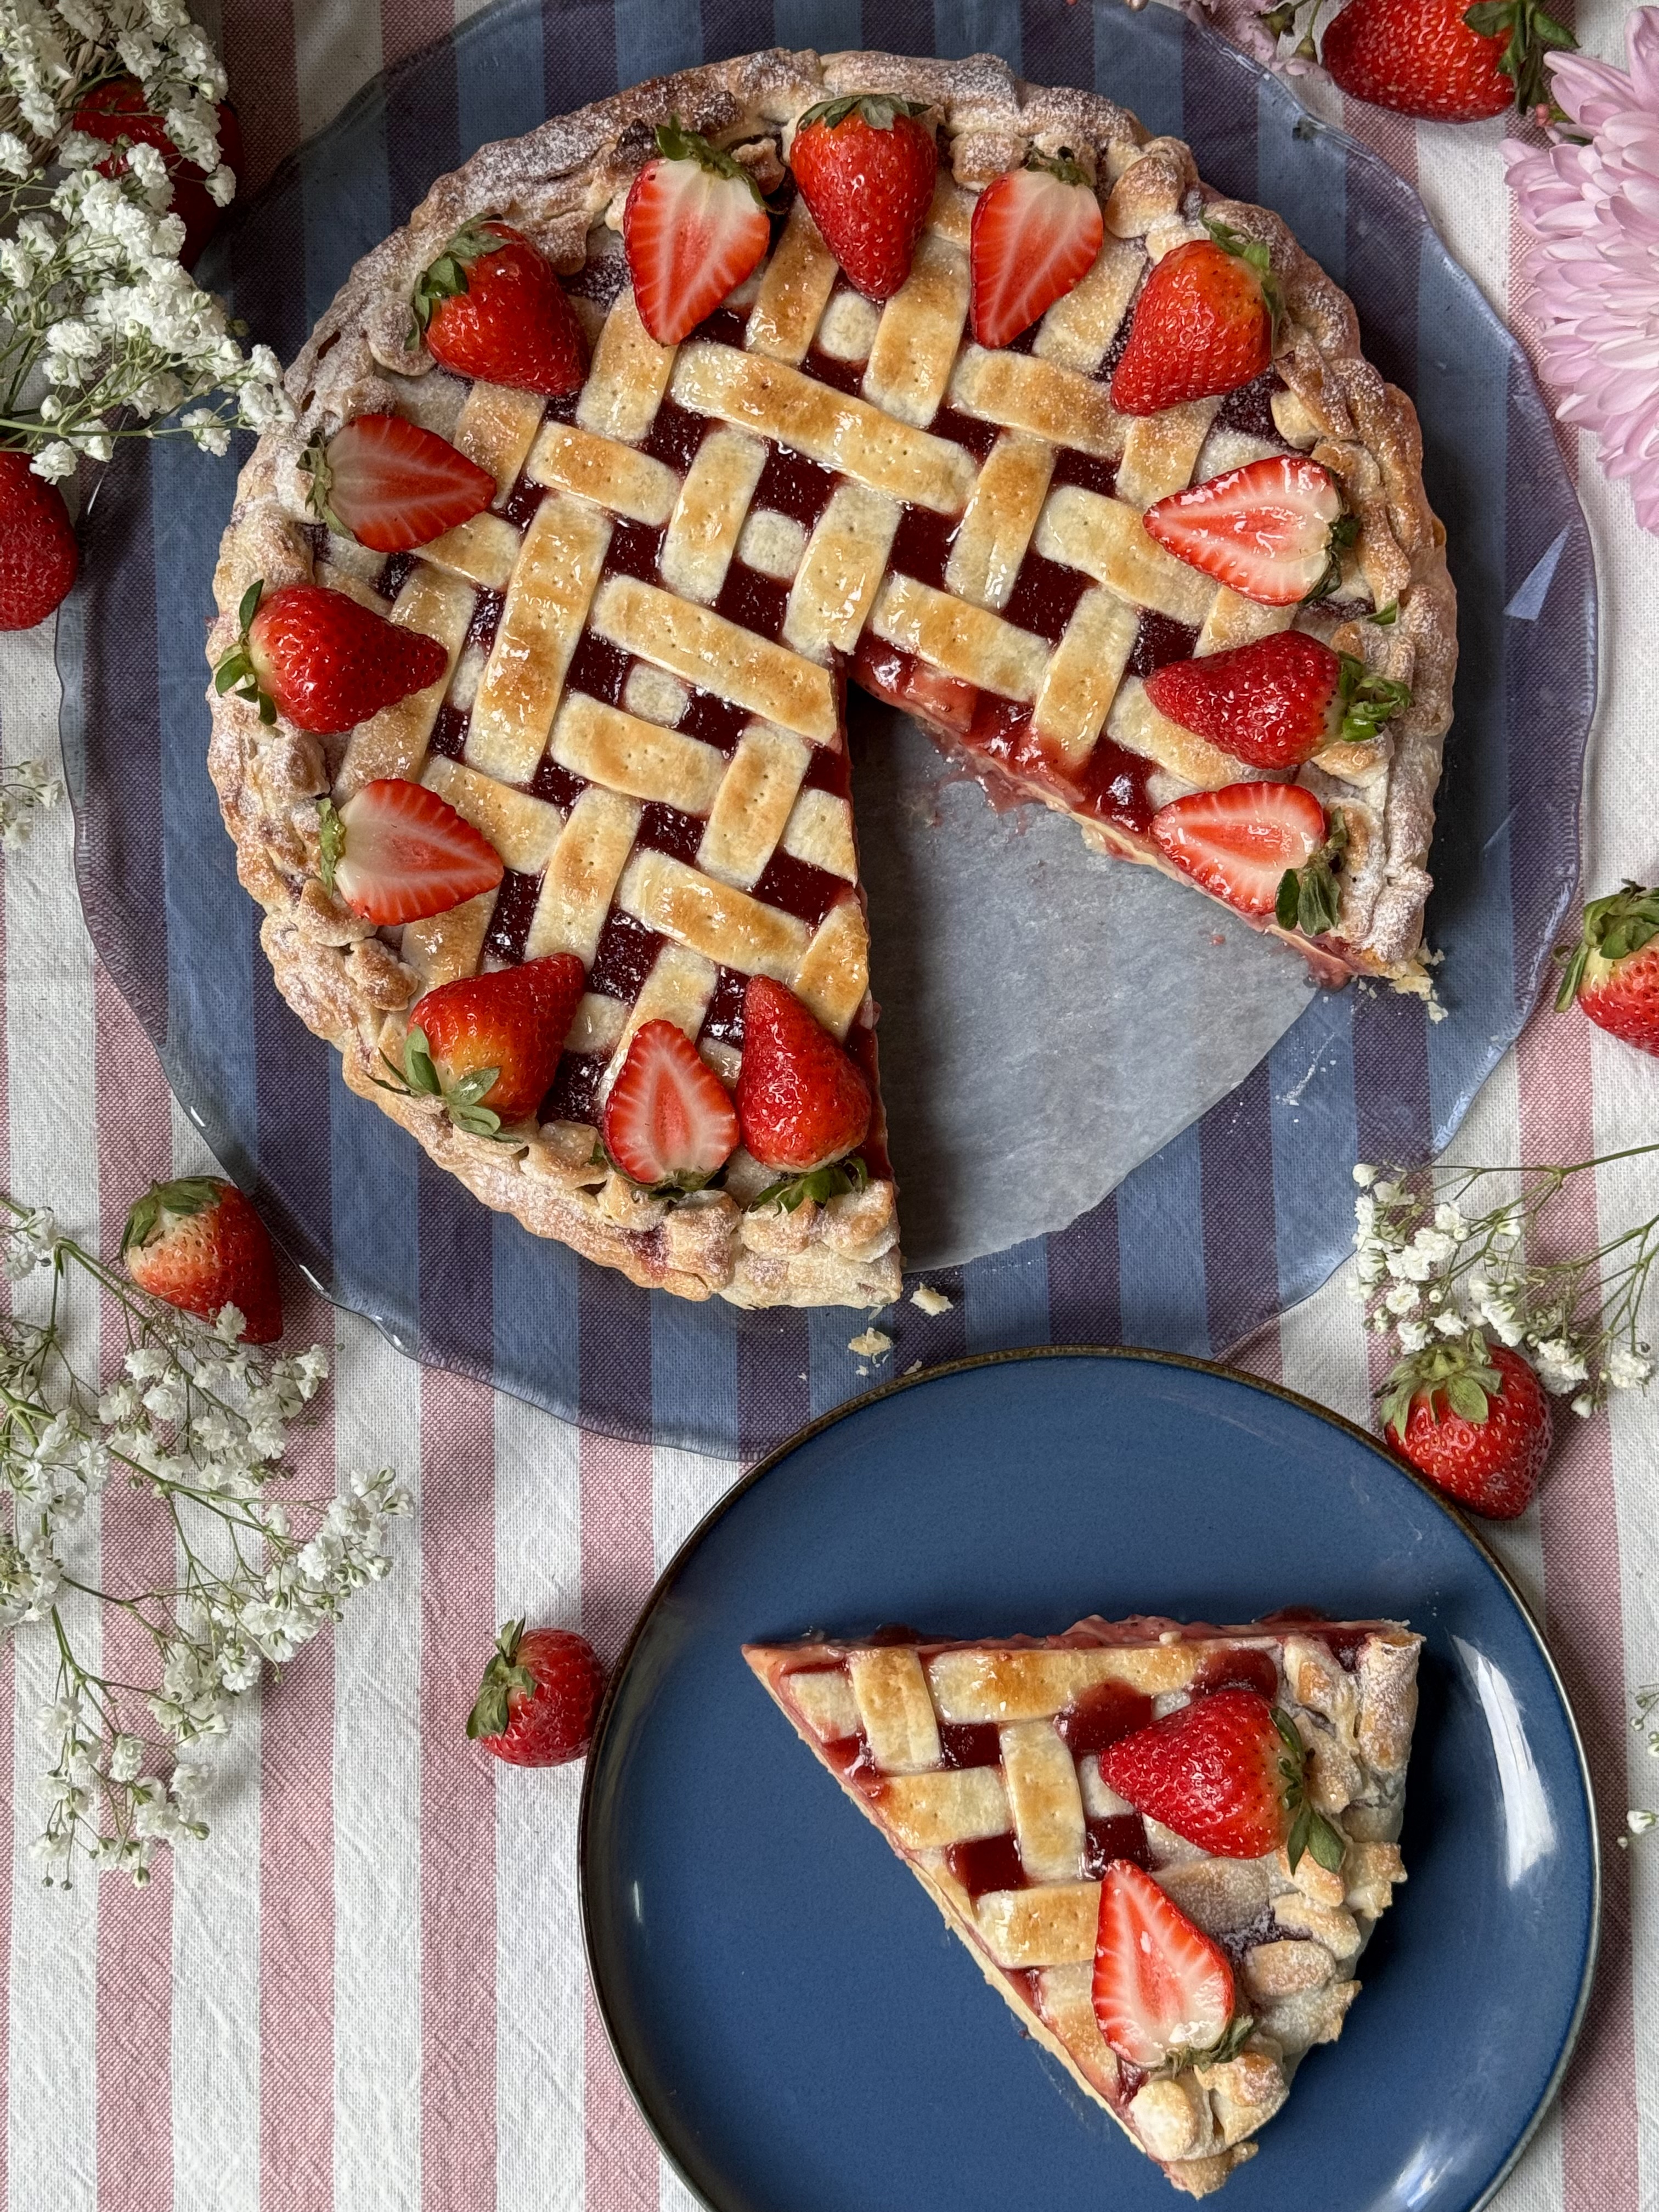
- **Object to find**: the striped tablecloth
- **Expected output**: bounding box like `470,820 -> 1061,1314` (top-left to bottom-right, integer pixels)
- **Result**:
3,1 -> 1653,2206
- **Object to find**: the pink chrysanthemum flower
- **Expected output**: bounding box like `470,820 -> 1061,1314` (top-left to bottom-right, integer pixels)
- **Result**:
1505,9 -> 1659,533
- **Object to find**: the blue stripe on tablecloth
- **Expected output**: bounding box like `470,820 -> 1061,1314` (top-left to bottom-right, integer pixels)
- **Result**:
740,1310 -> 810,1456
1200,1061 -> 1279,1354
1047,1197 -> 1121,1348
583,1266 -> 655,1436
421,1149 -> 495,1368
1183,11 -> 1254,200
962,1235 -> 1049,1352
1415,225 -> 1513,1146
496,1212 -> 583,1414
653,1291 -> 738,1455
1257,80 -> 1344,282
934,0 -> 1021,69
456,2 -> 548,156
301,83 -> 390,331
706,0 -> 775,67
1095,0 -> 1180,136
543,0 -> 624,113
1116,1125 -> 1209,1353
1018,0 -> 1091,97
151,435 -> 261,1186
1267,990 -> 1359,1308
775,0 -> 860,51
617,0 -> 699,92
388,33 -> 460,230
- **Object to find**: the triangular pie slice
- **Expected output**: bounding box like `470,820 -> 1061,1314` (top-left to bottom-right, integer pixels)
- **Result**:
208,49 -> 1455,1306
744,1611 -> 1421,2197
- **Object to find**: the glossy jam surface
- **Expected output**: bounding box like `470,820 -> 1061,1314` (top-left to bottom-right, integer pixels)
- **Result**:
1189,1647 -> 1280,1701
946,1831 -> 1028,1900
1056,1681 -> 1155,1758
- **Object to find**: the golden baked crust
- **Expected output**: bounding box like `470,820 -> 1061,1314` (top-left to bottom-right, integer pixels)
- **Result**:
206,48 -> 1457,1304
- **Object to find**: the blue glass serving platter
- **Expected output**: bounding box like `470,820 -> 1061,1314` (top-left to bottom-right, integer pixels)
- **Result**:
583,1350 -> 1596,2212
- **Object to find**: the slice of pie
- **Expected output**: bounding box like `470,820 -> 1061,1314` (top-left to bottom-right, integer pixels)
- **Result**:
744,1611 -> 1421,2196
206,49 -> 1456,1306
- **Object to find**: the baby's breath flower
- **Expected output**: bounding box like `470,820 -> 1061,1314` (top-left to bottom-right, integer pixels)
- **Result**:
30,439 -> 76,481
1352,1163 -> 1378,1188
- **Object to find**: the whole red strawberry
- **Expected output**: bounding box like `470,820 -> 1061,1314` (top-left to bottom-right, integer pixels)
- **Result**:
122,1177 -> 283,1344
1380,1335 -> 1552,1520
399,954 -> 585,1128
0,453 -> 78,631
1099,1688 -> 1344,1869
1555,882 -> 1659,1058
73,77 -> 243,267
215,578 -> 449,733
413,221 -> 586,396
737,975 -> 872,1177
1321,0 -> 1573,122
789,93 -> 938,302
1111,223 -> 1277,417
467,1620 -> 606,1767
1145,631 -> 1410,771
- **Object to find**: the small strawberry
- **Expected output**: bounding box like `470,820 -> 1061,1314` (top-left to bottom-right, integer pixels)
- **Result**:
383,953 -> 585,1131
1150,781 -> 1347,936
122,1177 -> 282,1344
1143,455 -> 1354,607
413,221 -> 586,396
789,92 -> 938,302
601,1019 -> 740,1189
1099,1689 -> 1345,1869
1091,1860 -> 1243,2072
305,413 -> 495,554
1554,881 -> 1659,1059
1111,221 -> 1278,416
969,150 -> 1104,351
73,77 -> 243,268
215,579 -> 449,733
1144,630 -> 1410,771
1320,0 -> 1573,123
467,1619 -> 606,1767
736,975 -> 872,1181
1380,1333 -> 1552,1520
623,120 -> 772,347
318,776 -> 504,927
0,451 -> 78,632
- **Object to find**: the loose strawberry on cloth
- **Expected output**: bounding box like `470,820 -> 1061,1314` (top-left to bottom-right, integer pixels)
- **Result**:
467,1620 -> 607,1766
0,453 -> 79,634
1555,882 -> 1659,1057
1381,1336 -> 1554,1518
121,1176 -> 283,1344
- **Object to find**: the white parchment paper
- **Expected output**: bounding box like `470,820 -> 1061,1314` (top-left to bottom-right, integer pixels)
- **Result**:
852,709 -> 1317,1271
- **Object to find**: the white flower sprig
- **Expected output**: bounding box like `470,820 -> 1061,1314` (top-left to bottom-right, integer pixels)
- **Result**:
0,1 -> 290,480
0,755 -> 60,845
1352,1147 -> 1658,1418
0,1192 -> 409,1888
1623,1682 -> 1659,1845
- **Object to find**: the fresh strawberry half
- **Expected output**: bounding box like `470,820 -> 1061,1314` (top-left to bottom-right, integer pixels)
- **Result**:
1150,780 -> 1347,938
1554,881 -> 1659,1059
467,1620 -> 606,1766
0,450 -> 78,633
969,150 -> 1104,351
215,578 -> 449,733
72,76 -> 242,268
413,220 -> 587,396
1111,221 -> 1278,416
1144,630 -> 1410,771
1092,1860 -> 1242,2071
789,92 -> 938,302
601,1018 -> 740,1189
122,1177 -> 282,1344
318,776 -> 504,927
1317,0 -> 1573,122
736,975 -> 873,1183
1144,455 -> 1353,607
382,953 -> 584,1131
306,413 -> 494,554
623,120 -> 772,347
1099,1688 -> 1345,1869
1380,1333 -> 1553,1520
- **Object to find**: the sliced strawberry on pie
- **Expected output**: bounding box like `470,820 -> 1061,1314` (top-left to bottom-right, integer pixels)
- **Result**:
746,1611 -> 1422,2194
969,153 -> 1104,351
1150,781 -> 1345,938
319,775 -> 505,926
603,1018 -> 740,1188
623,121 -> 772,346
306,413 -> 495,553
1143,456 -> 1353,606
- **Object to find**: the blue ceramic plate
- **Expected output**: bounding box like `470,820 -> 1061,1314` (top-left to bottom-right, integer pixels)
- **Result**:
582,1351 -> 1596,2212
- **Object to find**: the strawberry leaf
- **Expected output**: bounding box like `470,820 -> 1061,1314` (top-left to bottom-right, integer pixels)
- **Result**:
236,578 -> 263,633
1378,1328 -> 1504,1438
372,1026 -> 517,1142
1336,656 -> 1411,746
797,92 -> 930,134
1026,144 -> 1092,190
466,1617 -> 538,1740
1368,601 -> 1399,627
1203,215 -> 1283,342
315,797 -> 344,895
1276,810 -> 1347,939
1463,0 -> 1577,117
749,1154 -> 871,1214
653,116 -> 766,205
1273,1703 -> 1347,1875
411,223 -> 501,332
1303,512 -> 1359,604
121,1176 -> 223,1255
216,580 -> 275,724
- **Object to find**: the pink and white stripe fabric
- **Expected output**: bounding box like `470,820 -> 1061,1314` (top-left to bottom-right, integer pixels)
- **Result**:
2,2 -> 1654,2204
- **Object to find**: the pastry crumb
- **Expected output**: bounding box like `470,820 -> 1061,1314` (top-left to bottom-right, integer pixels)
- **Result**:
910,1284 -> 953,1316
848,1328 -> 893,1358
